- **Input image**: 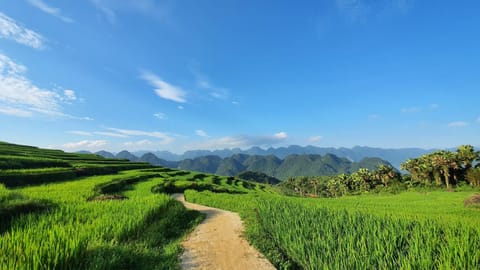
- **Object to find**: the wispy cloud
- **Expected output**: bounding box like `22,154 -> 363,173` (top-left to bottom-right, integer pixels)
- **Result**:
62,140 -> 108,150
309,135 -> 323,143
0,106 -> 33,117
336,0 -> 371,22
123,139 -> 156,147
369,114 -> 381,120
401,107 -> 420,113
189,132 -> 289,150
0,53 -> 88,119
106,127 -> 174,144
140,71 -> 187,103
178,105 -> 184,110
90,0 -> 171,24
336,0 -> 414,22
0,12 -> 44,49
195,129 -> 209,137
26,0 -> 74,23
94,131 -> 128,138
68,130 -> 92,136
401,103 -> 439,114
274,131 -> 288,139
447,121 -> 469,128
192,69 -> 230,100
477,117 -> 480,124
153,112 -> 167,120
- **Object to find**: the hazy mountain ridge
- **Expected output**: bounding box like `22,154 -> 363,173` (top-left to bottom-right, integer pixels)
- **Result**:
91,145 -> 440,169
92,150 -> 393,180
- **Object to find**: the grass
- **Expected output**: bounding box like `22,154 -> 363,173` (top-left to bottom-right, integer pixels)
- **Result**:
0,141 -> 274,269
0,170 -> 204,269
186,190 -> 480,269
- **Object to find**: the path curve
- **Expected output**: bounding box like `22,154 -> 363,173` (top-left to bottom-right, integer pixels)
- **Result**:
173,194 -> 276,270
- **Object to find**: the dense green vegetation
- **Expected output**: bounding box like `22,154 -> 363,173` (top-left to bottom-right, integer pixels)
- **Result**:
279,165 -> 401,197
236,171 -> 281,184
186,190 -> 480,269
401,145 -> 480,188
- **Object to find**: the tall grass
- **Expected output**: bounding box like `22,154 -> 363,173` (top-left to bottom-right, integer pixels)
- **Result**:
0,171 -> 203,269
186,190 -> 480,269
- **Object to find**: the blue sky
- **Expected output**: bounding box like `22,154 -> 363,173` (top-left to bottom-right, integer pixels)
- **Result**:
0,0 -> 479,153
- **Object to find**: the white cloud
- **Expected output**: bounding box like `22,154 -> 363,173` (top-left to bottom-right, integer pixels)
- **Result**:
0,53 -> 86,119
178,105 -> 184,110
401,107 -> 420,113
195,129 -> 209,137
141,71 -> 186,103
192,69 -> 230,100
62,140 -> 108,150
0,12 -> 44,49
27,0 -> 74,23
309,136 -> 323,143
336,0 -> 414,22
68,130 -> 92,136
90,0 -> 171,24
189,132 -> 288,150
336,0 -> 370,20
104,127 -> 175,145
274,131 -> 288,139
153,112 -> 167,120
123,139 -> 154,147
447,121 -> 469,128
94,131 -> 128,138
0,106 -> 33,117
63,89 -> 77,101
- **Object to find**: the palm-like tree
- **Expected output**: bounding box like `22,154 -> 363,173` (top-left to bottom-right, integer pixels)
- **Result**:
375,165 -> 398,187
456,145 -> 479,170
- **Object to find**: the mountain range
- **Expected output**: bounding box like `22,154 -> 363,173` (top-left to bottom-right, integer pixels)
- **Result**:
91,145 -> 438,169
92,149 -> 394,180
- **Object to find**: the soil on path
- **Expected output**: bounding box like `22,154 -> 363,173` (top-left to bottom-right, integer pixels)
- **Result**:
173,194 -> 276,270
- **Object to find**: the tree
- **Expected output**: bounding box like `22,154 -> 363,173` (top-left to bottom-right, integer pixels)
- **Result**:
310,177 -> 321,196
375,164 -> 399,187
430,151 -> 459,189
456,145 -> 479,170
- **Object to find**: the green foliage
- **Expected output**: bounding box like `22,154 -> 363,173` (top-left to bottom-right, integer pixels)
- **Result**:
236,171 -> 281,184
280,165 -> 402,198
401,145 -> 480,189
466,168 -> 480,187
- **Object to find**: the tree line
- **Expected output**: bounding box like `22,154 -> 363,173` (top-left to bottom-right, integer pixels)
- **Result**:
400,145 -> 479,188
281,145 -> 480,198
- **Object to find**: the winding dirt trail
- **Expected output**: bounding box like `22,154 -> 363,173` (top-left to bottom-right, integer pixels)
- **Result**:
173,194 -> 276,270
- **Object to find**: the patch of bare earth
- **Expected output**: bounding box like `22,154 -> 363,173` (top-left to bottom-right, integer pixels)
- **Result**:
464,194 -> 480,208
173,194 -> 276,270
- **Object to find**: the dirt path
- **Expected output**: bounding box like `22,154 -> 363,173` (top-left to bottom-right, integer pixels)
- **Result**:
173,194 -> 276,270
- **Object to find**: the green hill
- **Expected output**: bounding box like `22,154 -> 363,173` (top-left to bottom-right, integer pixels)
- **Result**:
177,153 -> 393,180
